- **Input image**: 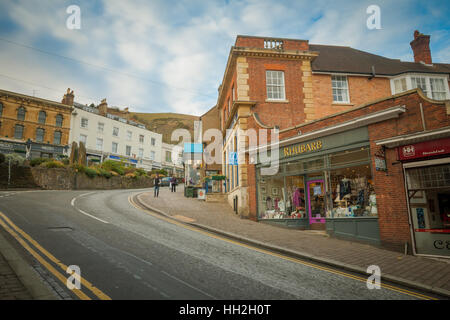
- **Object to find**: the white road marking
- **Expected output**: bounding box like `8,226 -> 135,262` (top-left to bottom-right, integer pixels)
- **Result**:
71,192 -> 109,224
161,270 -> 216,299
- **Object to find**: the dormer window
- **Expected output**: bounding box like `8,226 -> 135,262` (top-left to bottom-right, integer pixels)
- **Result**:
391,74 -> 449,100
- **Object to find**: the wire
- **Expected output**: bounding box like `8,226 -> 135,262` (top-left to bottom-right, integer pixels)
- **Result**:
0,36 -> 218,99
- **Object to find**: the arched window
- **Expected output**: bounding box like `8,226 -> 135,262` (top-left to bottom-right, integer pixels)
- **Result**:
36,128 -> 45,142
55,114 -> 63,127
0,102 -> 3,117
17,106 -> 26,121
53,131 -> 62,145
14,124 -> 24,139
38,111 -> 46,124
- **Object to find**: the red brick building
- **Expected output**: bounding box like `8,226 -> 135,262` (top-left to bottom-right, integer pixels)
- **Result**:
215,31 -> 450,256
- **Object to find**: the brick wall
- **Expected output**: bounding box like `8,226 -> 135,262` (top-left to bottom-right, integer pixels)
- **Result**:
312,74 -> 392,119
247,56 -> 306,130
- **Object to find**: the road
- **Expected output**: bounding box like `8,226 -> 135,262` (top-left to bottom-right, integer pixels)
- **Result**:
0,189 -> 438,300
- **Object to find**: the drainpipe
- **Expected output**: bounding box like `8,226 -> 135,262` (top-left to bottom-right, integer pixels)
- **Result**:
419,103 -> 426,131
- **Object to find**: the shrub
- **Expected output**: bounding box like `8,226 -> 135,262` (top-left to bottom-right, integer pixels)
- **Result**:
98,168 -> 112,179
43,160 -> 65,168
0,153 -> 5,164
5,153 -> 25,166
30,158 -> 50,167
61,158 -> 70,165
84,167 -> 98,178
100,160 -> 125,175
135,168 -> 147,177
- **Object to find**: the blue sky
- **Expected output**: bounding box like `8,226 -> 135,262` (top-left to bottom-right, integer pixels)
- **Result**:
0,0 -> 449,116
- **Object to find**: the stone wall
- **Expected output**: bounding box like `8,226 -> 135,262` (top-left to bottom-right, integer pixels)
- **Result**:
0,165 -> 153,190
0,163 -> 39,189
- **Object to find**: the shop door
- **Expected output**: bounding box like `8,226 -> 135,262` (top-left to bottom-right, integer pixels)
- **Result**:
307,179 -> 326,224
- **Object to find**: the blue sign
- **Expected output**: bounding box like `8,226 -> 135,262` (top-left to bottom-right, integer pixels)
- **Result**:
229,152 -> 238,165
184,143 -> 203,153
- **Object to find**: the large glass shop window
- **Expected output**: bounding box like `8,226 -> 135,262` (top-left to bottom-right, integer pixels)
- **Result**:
258,175 -> 287,219
405,163 -> 450,257
327,148 -> 375,218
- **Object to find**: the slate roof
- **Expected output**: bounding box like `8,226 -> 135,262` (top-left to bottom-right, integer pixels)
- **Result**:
309,44 -> 450,76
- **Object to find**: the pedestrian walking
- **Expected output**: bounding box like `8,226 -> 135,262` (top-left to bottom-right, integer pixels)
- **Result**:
154,173 -> 161,198
171,176 -> 177,192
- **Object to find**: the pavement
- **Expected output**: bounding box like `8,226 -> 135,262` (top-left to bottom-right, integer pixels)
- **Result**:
135,185 -> 450,298
0,227 -> 57,300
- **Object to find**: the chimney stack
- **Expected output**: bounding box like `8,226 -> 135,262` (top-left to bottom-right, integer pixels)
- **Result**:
410,30 -> 432,65
62,88 -> 74,106
98,98 -> 108,116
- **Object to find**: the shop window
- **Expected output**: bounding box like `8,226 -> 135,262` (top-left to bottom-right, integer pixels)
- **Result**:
258,175 -> 286,219
330,147 -> 370,168
405,163 -> 450,257
328,164 -> 375,218
285,175 -> 306,219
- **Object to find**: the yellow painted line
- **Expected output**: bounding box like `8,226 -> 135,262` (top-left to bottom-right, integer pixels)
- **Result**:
0,211 -> 111,300
0,215 -> 90,300
130,195 -> 437,301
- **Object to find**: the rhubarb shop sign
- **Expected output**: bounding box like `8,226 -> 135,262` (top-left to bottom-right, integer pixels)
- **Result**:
283,140 -> 323,158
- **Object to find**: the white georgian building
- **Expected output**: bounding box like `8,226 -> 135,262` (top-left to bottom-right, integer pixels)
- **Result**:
69,101 -> 163,170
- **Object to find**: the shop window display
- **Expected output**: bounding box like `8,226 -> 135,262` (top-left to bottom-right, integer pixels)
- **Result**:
258,176 -> 289,219
328,165 -> 376,218
285,176 -> 306,219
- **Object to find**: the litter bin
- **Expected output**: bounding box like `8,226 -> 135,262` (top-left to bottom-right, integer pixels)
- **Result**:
185,186 -> 194,198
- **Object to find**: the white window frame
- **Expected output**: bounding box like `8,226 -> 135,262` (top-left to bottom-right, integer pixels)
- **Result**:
150,150 -> 155,160
138,148 -> 144,158
112,127 -> 119,137
126,130 -> 132,141
139,135 -> 144,144
80,118 -> 89,129
266,70 -> 286,101
126,145 -> 131,156
96,138 -> 103,151
331,75 -> 350,103
97,122 -> 104,134
390,74 -> 450,100
112,142 -> 118,154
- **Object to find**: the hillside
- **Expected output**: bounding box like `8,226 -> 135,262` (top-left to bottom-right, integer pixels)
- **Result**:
130,112 -> 199,144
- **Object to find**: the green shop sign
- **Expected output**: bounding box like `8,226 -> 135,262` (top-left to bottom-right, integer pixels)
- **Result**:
278,127 -> 369,161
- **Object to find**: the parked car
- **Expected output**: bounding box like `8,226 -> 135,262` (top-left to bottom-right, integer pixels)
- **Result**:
160,177 -> 171,187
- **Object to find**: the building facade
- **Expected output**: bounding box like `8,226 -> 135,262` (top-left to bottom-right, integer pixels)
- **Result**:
0,88 -> 73,159
250,89 -> 450,257
161,142 -> 184,177
69,95 -> 163,170
217,31 -> 450,218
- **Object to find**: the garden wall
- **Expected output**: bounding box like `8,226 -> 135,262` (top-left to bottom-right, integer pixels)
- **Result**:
0,165 -> 153,190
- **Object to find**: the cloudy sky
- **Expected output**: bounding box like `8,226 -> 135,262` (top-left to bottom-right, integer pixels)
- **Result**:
0,0 -> 449,116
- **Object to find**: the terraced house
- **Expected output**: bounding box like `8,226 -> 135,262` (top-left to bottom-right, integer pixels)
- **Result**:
216,31 -> 450,255
0,88 -> 73,159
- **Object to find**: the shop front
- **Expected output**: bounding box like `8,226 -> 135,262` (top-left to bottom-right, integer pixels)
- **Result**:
256,127 -> 380,243
399,137 -> 450,258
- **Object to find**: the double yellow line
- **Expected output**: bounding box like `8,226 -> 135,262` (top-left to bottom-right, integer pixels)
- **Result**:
130,195 -> 437,301
0,211 -> 111,300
